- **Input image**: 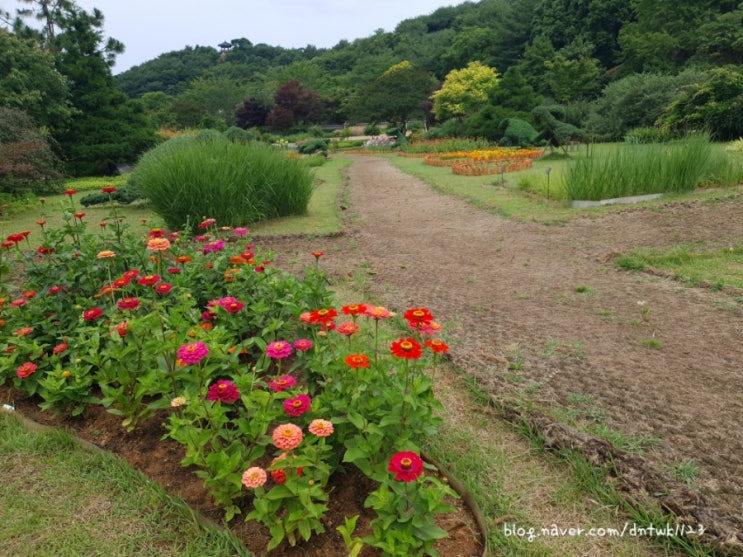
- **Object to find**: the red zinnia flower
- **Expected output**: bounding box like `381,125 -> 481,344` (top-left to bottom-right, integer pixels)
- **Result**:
309,307 -> 337,324
73,212 -> 86,219
344,354 -> 371,369
101,186 -> 117,193
117,297 -> 140,310
424,339 -> 450,354
64,189 -> 77,196
48,286 -> 64,295
53,343 -> 68,355
155,283 -> 172,295
390,338 -> 423,360
112,321 -> 129,338
83,307 -> 103,321
388,451 -> 424,482
207,379 -> 240,403
342,303 -> 367,316
6,233 -> 24,243
404,307 -> 434,328
137,274 -> 160,286
148,228 -> 166,238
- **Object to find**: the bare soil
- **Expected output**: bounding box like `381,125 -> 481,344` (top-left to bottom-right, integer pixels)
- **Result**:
258,155 -> 743,555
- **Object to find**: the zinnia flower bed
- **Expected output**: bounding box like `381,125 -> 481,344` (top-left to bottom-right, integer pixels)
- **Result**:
0,190 -> 485,556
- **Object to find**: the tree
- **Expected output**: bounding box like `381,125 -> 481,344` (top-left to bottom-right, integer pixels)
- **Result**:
439,27 -> 501,76
180,76 -> 246,129
657,68 -> 743,141
0,107 -> 64,194
235,97 -> 270,129
431,61 -> 500,122
544,52 -> 602,103
0,28 -> 71,131
267,80 -> 321,131
353,61 -> 437,131
45,5 -> 158,175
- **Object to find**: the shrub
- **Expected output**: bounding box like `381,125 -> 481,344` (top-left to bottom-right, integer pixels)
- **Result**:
298,138 -> 328,155
132,134 -> 314,231
498,118 -> 540,147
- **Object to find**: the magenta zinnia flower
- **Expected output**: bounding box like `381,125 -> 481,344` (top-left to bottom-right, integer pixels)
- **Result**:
283,393 -> 311,417
269,375 -> 297,392
266,340 -> 293,359
388,451 -> 424,482
177,342 -> 209,365
207,379 -> 240,403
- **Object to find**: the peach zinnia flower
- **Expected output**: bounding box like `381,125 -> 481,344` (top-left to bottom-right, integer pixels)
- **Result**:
308,419 -> 334,437
146,238 -> 171,252
365,305 -> 395,320
336,321 -> 360,336
97,250 -> 116,259
242,467 -> 267,489
272,423 -> 303,450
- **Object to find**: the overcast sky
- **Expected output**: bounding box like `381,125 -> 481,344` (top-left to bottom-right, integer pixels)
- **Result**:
3,0 -> 458,74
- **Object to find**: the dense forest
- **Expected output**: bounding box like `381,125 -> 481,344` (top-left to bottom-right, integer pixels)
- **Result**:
2,0 -> 743,181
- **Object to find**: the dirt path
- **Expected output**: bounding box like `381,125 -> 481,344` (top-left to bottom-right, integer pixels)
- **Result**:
264,155 -> 743,553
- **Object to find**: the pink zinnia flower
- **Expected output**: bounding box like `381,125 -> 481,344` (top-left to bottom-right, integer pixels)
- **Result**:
293,338 -> 313,352
177,342 -> 209,365
16,362 -> 38,378
266,340 -> 292,359
242,467 -> 267,489
283,393 -> 311,417
233,227 -> 249,236
336,321 -> 360,336
207,379 -> 240,403
219,297 -> 244,313
308,419 -> 334,438
269,375 -> 297,392
272,423 -> 303,451
10,299 -> 27,308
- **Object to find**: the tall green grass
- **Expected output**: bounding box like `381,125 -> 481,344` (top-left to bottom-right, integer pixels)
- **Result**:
563,134 -> 734,201
132,134 -> 314,231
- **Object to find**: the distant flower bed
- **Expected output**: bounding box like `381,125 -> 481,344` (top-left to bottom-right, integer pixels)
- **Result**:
422,147 -> 545,176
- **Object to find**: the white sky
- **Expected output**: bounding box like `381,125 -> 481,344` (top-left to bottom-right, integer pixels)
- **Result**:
3,0 -> 458,73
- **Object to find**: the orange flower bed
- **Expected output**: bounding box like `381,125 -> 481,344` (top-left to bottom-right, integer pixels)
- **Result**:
422,148 -> 544,172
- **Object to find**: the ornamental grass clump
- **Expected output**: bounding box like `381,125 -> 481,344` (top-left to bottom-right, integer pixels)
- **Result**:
564,132 -> 729,201
0,191 -> 459,554
132,133 -> 314,232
